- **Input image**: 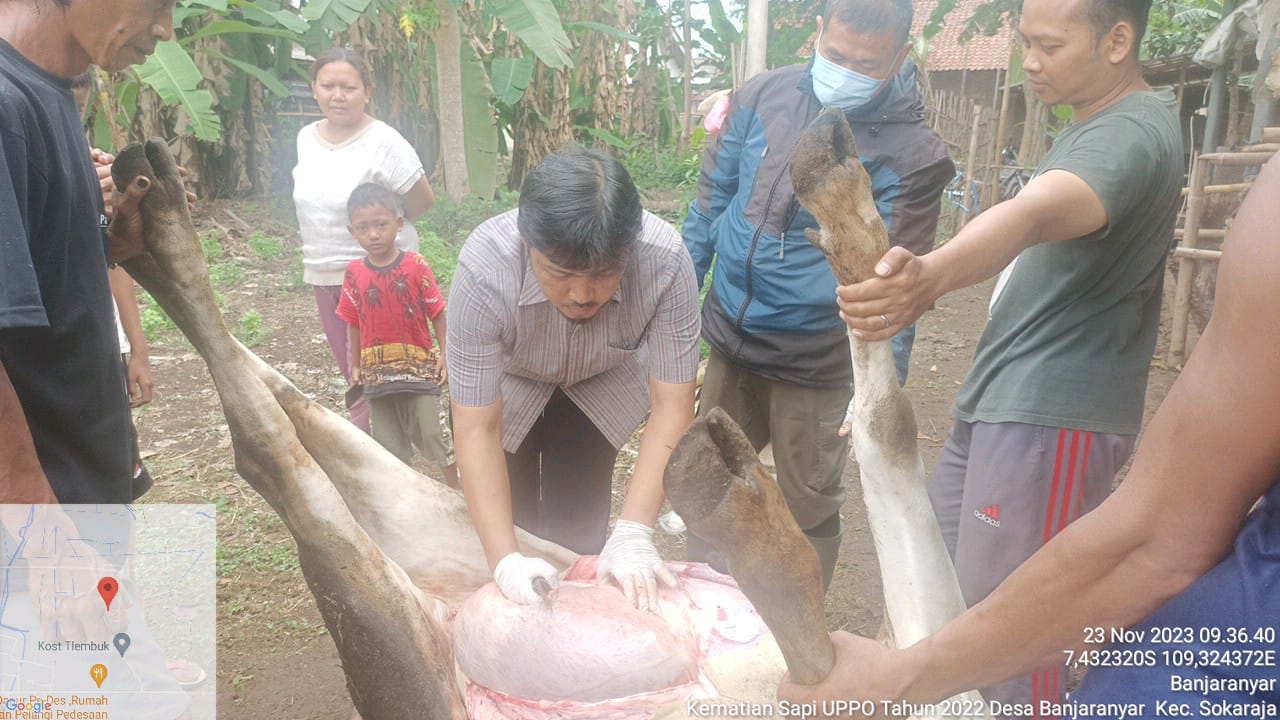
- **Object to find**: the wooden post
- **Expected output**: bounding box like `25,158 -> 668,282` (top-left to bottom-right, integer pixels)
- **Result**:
963,103 -> 983,225
987,41 -> 1016,207
1169,155 -> 1206,367
743,0 -> 768,82
1175,68 -> 1187,115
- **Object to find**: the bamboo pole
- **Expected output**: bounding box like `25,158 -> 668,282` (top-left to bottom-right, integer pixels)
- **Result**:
1175,68 -> 1187,115
963,104 -> 983,225
1169,156 -> 1208,366
1173,228 -> 1227,239
1173,247 -> 1222,261
1180,183 -> 1252,195
1198,151 -> 1276,165
988,36 -> 1016,207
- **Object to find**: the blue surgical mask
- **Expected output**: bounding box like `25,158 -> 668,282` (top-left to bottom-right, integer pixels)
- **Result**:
810,38 -> 886,111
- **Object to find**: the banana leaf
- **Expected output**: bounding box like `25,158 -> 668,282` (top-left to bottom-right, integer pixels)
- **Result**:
489,56 -> 534,106
135,41 -> 222,141
488,0 -> 573,69
461,40 -> 498,199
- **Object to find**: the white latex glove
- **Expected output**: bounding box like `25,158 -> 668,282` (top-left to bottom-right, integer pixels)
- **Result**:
596,519 -> 676,612
493,552 -> 559,605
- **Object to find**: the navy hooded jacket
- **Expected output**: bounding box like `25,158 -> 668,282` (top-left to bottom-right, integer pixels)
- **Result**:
683,59 -> 954,387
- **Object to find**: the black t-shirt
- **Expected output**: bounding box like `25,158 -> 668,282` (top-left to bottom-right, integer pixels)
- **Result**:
0,38 -> 134,502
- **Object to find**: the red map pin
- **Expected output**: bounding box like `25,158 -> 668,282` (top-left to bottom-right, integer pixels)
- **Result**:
97,577 -> 119,611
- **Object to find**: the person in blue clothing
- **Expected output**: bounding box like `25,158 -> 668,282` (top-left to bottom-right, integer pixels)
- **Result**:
682,0 -> 953,588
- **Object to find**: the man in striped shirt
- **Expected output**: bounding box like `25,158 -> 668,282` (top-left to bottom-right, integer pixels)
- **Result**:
446,149 -> 700,611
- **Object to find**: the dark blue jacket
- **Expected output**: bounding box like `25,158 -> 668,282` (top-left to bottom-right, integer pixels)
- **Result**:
683,60 -> 953,387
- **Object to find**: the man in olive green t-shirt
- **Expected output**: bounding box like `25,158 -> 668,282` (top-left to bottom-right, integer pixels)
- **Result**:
830,0 -> 1182,713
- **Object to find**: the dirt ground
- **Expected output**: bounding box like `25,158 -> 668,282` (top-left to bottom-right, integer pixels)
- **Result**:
134,198 -> 1180,719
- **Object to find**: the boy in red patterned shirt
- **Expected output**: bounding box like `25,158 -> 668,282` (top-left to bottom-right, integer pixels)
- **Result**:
337,183 -> 456,485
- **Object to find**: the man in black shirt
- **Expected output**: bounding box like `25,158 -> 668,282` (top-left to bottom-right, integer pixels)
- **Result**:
0,0 -> 175,502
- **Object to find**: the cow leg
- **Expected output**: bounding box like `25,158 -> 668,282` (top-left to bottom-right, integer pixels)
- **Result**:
115,140 -> 468,720
789,110 -> 989,718
664,407 -> 833,685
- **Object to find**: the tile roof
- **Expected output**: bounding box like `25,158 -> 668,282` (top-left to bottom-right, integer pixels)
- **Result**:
912,0 -> 1015,72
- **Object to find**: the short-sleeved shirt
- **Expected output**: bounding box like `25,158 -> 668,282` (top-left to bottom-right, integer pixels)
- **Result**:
292,120 -> 425,286
0,39 -> 132,501
954,90 -> 1183,435
336,250 -> 445,399
447,210 -> 701,452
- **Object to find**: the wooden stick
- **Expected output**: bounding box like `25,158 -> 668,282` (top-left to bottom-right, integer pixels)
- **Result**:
1173,247 -> 1222,261
1170,155 -> 1208,366
1174,228 -> 1227,239
1181,183 -> 1251,195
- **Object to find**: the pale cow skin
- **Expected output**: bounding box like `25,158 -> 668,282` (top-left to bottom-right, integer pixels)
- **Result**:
452,558 -> 772,719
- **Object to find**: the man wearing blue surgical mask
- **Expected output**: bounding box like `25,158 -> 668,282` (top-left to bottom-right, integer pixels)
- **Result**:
682,0 -> 953,590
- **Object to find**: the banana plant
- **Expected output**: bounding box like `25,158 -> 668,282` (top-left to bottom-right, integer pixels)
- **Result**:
90,0 -> 312,151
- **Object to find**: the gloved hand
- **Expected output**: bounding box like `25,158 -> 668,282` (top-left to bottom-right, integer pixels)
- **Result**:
596,519 -> 676,612
493,552 -> 559,605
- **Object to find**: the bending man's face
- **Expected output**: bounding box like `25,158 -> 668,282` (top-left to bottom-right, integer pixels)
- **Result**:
527,245 -> 626,323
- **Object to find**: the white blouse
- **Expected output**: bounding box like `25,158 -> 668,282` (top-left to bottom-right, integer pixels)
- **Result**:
292,119 -> 426,286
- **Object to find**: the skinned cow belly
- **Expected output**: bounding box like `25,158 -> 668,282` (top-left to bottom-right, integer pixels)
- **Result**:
451,559 -> 776,719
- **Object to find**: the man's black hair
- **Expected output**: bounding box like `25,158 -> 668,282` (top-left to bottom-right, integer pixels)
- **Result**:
517,148 -> 643,272
1085,0 -> 1152,48
347,182 -> 401,219
824,0 -> 913,47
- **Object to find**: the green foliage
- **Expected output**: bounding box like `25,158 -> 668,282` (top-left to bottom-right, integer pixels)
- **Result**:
91,76 -> 140,152
248,231 -> 285,261
1144,0 -> 1223,60
925,0 -> 1020,42
208,261 -> 246,286
238,309 -> 267,347
765,0 -> 822,70
488,0 -> 575,69
200,232 -> 224,262
565,21 -> 639,43
417,230 -> 461,289
290,249 -> 306,290
461,40 -> 500,200
490,56 -> 536,106
624,132 -> 706,192
301,0 -> 375,34
416,191 -> 520,247
139,292 -> 177,341
925,0 -> 1223,62
88,0 -> 316,148
683,0 -> 741,88
134,41 -> 222,141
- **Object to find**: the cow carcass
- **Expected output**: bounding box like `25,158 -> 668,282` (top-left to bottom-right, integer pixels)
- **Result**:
112,140 -> 788,719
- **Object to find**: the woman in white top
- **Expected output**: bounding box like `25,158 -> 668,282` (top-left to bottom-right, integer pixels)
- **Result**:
293,47 -> 435,432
